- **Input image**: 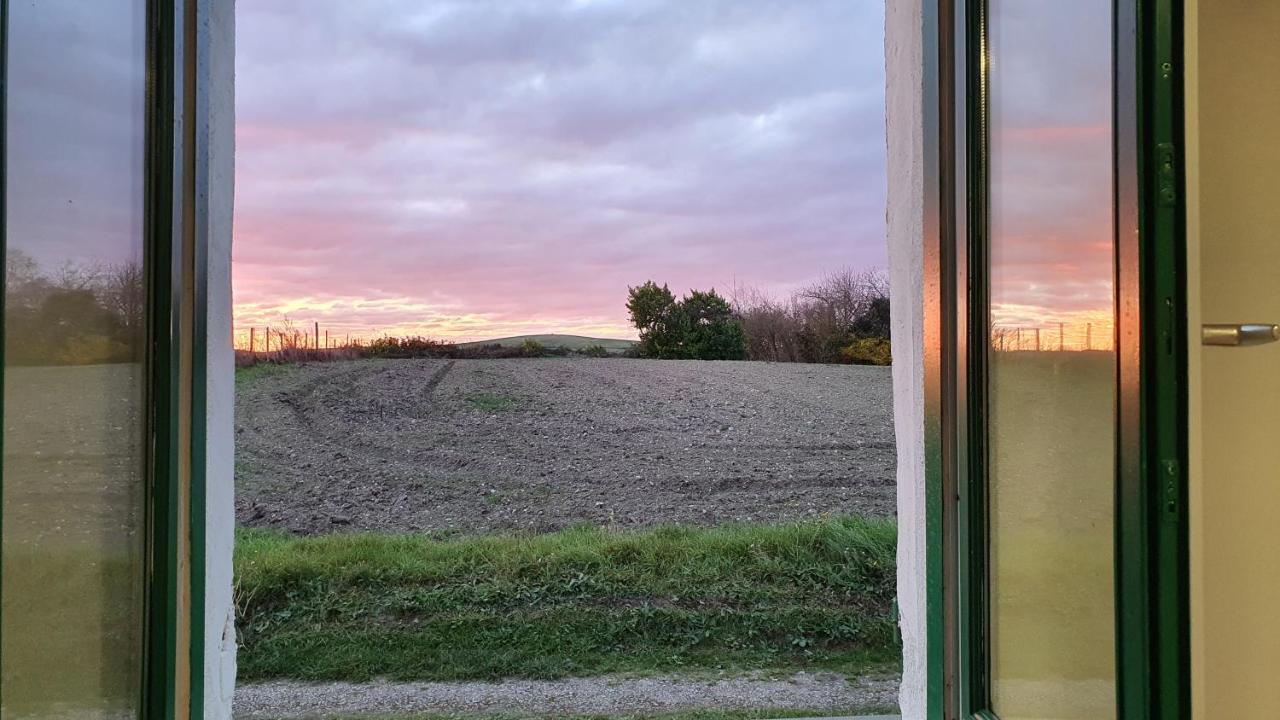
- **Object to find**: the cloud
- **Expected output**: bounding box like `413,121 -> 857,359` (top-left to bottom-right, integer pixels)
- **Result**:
988,0 -> 1115,325
234,0 -> 888,341
5,1 -> 146,270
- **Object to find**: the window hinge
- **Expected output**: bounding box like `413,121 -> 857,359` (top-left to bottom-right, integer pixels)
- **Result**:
1157,142 -> 1177,207
1162,459 -> 1180,521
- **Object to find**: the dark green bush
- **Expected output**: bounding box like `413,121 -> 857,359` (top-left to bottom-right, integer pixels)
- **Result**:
627,283 -> 747,360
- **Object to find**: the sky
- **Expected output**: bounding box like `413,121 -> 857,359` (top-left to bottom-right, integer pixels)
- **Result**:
6,1 -> 145,274
987,0 -> 1114,350
0,1 -> 1115,352
233,0 -> 889,343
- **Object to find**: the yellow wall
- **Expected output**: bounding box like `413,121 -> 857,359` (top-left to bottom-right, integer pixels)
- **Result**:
1187,1 -> 1280,716
1184,0 -> 1202,712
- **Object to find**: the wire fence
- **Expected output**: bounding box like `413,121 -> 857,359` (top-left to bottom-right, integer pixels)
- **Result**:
990,321 -> 1114,353
233,322 -> 370,353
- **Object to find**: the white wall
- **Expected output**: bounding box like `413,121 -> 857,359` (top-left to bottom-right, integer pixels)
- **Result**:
199,0 -> 237,717
885,0 -> 927,717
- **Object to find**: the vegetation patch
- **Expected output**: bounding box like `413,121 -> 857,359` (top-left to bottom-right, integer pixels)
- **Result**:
236,362 -> 299,388
235,516 -> 899,683
465,393 -> 519,412
458,334 -> 637,353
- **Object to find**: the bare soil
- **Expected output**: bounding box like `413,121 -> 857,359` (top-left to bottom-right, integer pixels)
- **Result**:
234,671 -> 900,719
235,358 -> 895,535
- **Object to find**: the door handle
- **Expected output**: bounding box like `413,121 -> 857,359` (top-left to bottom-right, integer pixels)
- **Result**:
1201,323 -> 1280,346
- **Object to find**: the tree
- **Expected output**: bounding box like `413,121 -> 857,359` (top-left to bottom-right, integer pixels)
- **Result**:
626,281 -> 686,358
681,289 -> 746,360
850,295 -> 890,340
725,267 -> 891,364
101,261 -> 146,335
627,282 -> 746,361
2,252 -> 144,365
730,283 -> 802,362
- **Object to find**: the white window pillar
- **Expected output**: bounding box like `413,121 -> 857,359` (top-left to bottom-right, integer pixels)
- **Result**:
199,0 -> 237,717
885,0 -> 928,717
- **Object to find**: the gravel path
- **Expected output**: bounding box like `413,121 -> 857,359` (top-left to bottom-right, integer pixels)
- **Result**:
233,672 -> 901,718
236,358 -> 896,535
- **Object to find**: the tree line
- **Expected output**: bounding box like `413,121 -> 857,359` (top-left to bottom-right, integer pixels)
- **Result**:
6,250 -> 144,366
627,268 -> 890,365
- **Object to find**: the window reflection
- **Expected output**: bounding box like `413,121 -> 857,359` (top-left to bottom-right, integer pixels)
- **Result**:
986,1 -> 1117,718
3,2 -> 147,717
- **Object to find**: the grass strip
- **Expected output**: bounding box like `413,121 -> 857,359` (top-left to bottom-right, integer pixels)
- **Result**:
236,516 -> 898,682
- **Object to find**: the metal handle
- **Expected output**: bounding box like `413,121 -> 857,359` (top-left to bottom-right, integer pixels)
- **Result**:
1201,323 -> 1280,346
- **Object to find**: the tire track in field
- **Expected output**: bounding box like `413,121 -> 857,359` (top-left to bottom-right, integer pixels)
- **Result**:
410,360 -> 455,417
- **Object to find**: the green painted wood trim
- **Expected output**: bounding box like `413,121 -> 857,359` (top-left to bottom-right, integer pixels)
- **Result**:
145,0 -> 187,717
1136,0 -> 1190,715
1114,0 -> 1154,717
1116,0 -> 1190,716
188,2 -> 209,716
952,2 -> 988,712
957,0 -> 990,714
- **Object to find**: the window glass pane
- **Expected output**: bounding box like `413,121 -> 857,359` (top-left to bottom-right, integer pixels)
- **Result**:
987,1 -> 1116,718
3,2 -> 148,717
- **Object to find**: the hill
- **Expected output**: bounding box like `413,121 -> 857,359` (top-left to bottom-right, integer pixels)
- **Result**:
458,334 -> 636,352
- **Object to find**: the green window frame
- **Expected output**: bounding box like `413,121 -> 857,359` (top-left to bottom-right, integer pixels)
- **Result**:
923,0 -> 1190,717
146,0 -> 210,718
0,1 -> 208,718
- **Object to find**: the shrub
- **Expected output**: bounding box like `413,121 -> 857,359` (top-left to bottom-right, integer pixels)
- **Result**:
626,281 -> 688,358
627,282 -> 746,360
579,344 -> 611,358
840,338 -> 892,366
54,334 -> 134,365
363,336 -> 456,359
731,268 -> 890,364
520,339 -> 546,357
682,289 -> 747,360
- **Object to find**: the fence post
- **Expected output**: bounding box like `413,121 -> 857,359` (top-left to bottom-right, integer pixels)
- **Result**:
1058,322 -> 1064,351
1086,323 -> 1092,351
249,327 -> 256,353
1035,328 -> 1041,352
266,327 -> 271,353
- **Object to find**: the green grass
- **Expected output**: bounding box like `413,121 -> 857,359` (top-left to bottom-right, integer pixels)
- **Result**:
459,334 -> 637,352
235,516 -> 899,683
466,392 -> 519,412
236,362 -> 299,388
